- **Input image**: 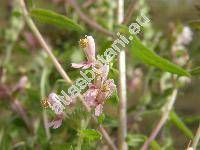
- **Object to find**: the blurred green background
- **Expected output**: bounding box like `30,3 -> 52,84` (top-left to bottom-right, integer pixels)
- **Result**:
0,0 -> 200,149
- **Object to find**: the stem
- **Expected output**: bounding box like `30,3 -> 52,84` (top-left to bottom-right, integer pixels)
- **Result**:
40,67 -> 51,140
117,0 -> 127,150
19,1 -> 117,149
118,51 -> 127,150
69,0 -> 114,37
122,0 -> 139,25
141,89 -> 178,150
192,123 -> 200,150
76,119 -> 84,150
19,0 -> 72,84
81,0 -> 96,8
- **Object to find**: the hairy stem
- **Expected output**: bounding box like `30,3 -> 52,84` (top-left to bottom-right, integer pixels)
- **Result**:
117,0 -> 127,150
141,89 -> 178,150
19,0 -> 117,149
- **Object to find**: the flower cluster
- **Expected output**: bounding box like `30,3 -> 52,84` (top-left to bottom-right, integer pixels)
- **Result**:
72,36 -> 116,116
41,36 -> 116,128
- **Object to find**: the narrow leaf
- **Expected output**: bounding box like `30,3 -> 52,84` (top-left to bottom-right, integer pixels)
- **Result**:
130,35 -> 190,76
170,111 -> 193,139
79,129 -> 102,141
30,9 -> 83,31
190,67 -> 200,77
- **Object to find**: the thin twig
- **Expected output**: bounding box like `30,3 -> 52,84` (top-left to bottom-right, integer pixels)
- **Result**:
19,0 -> 72,84
19,1 -> 117,149
141,89 -> 178,150
192,123 -> 200,149
122,0 -> 139,25
69,0 -> 114,37
117,0 -> 127,150
81,0 -> 96,8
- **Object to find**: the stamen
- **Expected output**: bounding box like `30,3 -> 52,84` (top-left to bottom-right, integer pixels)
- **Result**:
41,98 -> 51,108
79,38 -> 88,48
102,84 -> 109,92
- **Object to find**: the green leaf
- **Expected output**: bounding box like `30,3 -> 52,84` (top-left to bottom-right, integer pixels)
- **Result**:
79,129 -> 102,141
170,111 -> 193,139
130,35 -> 190,77
126,134 -> 162,150
30,9 -> 83,32
190,67 -> 200,77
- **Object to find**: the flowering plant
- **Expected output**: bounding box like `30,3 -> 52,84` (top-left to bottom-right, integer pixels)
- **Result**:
43,36 -> 116,128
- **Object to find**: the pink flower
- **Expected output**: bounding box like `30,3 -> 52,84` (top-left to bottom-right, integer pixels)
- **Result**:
83,65 -> 116,116
71,36 -> 116,116
84,88 -> 98,107
93,65 -> 110,88
103,79 -> 115,98
48,93 -> 65,115
47,114 -> 64,129
41,93 -> 65,129
71,61 -> 94,69
95,104 -> 103,116
84,36 -> 96,62
44,35 -> 117,128
71,36 -> 96,69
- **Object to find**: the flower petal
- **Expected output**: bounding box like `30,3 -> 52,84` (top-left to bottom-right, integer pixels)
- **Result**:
88,83 -> 97,89
101,65 -> 109,81
96,90 -> 106,104
95,104 -> 103,116
105,79 -> 116,98
48,93 -> 64,115
71,62 -> 86,68
84,88 -> 98,106
71,62 -> 93,69
48,115 -> 63,129
86,36 -> 96,62
82,62 -> 93,69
